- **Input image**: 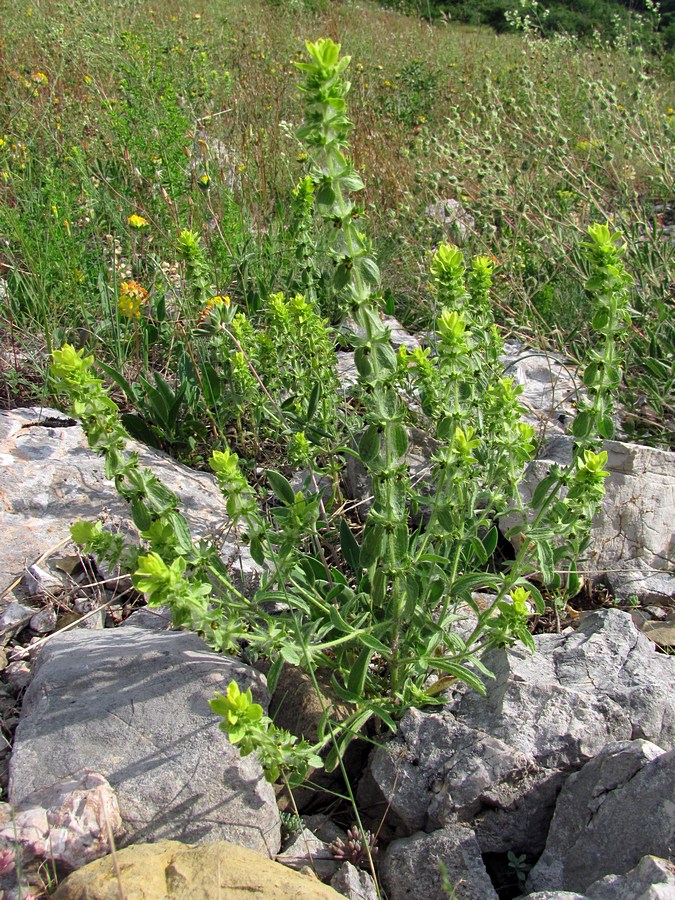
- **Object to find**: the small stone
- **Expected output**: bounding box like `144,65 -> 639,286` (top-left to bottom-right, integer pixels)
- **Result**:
0,601 -> 33,632
330,861 -> 378,900
4,660 -> 32,690
29,606 -> 57,634
22,564 -> 63,597
640,616 -> 675,650
277,827 -> 339,881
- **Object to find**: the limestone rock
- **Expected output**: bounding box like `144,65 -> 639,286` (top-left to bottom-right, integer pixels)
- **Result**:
9,626 -> 281,855
53,839 -> 343,899
527,742 -> 675,893
586,856 -> 675,899
380,825 -> 498,900
425,198 -> 476,241
277,826 -> 339,881
523,894 -> 588,899
501,341 -> 583,438
0,771 -> 122,871
330,861 -> 378,900
605,564 -> 675,606
359,610 -> 675,854
0,407 -> 261,592
503,435 -> 675,575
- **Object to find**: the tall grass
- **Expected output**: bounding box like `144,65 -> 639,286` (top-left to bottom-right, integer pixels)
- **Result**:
0,0 -> 672,443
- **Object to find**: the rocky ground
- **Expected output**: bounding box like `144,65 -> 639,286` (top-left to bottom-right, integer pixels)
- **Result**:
0,331 -> 673,899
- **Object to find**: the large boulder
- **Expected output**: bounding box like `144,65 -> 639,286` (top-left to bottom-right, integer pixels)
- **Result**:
0,407 -> 260,592
527,742 -> 675,894
358,610 -> 675,855
52,839 -> 343,899
9,625 -> 281,855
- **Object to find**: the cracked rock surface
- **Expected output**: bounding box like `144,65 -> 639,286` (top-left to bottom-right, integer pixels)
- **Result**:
358,610 -> 675,856
8,624 -> 281,855
0,407 -> 260,592
527,742 -> 675,893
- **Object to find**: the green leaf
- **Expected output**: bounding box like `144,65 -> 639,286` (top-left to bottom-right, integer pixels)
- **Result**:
166,511 -> 194,553
201,362 -> 221,405
531,473 -> 559,509
267,470 -> 296,506
359,524 -> 385,569
572,410 -> 594,441
266,656 -> 284,695
359,633 -> 390,656
598,415 -> 614,439
482,526 -> 498,559
121,413 -> 161,449
340,519 -> 362,575
390,423 -> 408,457
358,425 -> 381,464
130,498 -> 153,532
535,539 -> 555,584
329,605 -> 352,633
250,536 -> 265,566
347,647 -> 373,697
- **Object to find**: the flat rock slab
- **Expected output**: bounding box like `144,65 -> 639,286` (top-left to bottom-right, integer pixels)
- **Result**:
0,407 -> 259,591
9,626 -> 281,855
53,839 -> 342,900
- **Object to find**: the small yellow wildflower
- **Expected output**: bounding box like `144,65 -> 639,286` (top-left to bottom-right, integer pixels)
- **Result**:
127,214 -> 149,229
118,281 -> 149,319
0,138 -> 5,150
199,294 -> 230,321
198,174 -> 210,187
31,72 -> 48,85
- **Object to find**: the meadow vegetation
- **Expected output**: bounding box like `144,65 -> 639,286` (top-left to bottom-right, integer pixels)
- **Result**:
1,0 -> 673,800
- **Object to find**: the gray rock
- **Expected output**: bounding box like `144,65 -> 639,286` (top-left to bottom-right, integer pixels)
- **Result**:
380,825 -> 498,900
4,660 -> 32,691
21,563 -> 64,598
9,627 -> 281,855
336,351 -> 358,391
330,861 -> 378,900
503,435 -> 675,576
425,199 -> 476,242
359,610 -> 675,854
586,855 -> 675,899
0,601 -> 34,632
523,894 -> 589,899
605,564 -> 675,605
527,742 -> 675,893
277,826 -> 338,880
501,341 -> 584,438
0,407 -> 261,593
29,605 -> 57,634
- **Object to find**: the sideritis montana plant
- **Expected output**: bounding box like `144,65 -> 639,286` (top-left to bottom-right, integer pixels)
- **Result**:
51,39 -> 631,785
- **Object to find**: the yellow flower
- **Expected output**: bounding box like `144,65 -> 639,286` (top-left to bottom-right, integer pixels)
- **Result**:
31,72 -> 48,85
199,294 -> 230,321
118,281 -> 149,319
127,214 -> 149,229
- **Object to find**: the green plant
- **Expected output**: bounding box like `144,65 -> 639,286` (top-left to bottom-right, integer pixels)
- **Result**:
51,39 -> 629,788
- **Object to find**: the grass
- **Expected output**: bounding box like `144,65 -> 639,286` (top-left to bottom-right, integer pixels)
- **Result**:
0,0 -> 673,447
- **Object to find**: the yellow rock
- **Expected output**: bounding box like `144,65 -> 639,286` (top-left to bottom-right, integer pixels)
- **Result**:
53,839 -> 344,899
